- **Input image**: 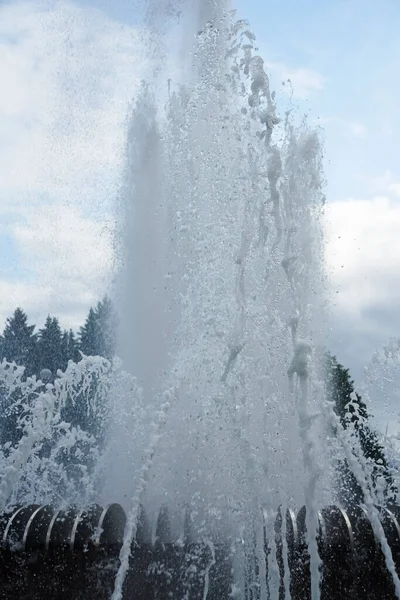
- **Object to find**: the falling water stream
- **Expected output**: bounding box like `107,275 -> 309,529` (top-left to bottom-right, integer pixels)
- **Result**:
1,0 -> 400,598
114,1 -> 330,597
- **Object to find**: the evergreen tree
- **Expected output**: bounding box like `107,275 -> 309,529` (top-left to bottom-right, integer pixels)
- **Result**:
79,297 -> 117,359
325,352 -> 393,504
0,382 -> 24,449
79,307 -> 99,357
0,308 -> 37,375
36,316 -> 63,378
0,309 -> 37,447
61,329 -> 80,368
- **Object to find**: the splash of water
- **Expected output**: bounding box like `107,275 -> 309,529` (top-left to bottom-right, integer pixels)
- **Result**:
117,1 -> 328,506
0,356 -> 145,510
113,2 -> 330,596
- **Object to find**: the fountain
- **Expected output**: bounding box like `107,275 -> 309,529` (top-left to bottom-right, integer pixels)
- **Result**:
1,0 -> 400,598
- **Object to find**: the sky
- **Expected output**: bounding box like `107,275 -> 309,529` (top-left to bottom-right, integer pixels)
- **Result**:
0,0 -> 400,428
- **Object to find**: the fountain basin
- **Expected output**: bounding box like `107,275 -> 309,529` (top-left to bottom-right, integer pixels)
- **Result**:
1,503 -> 400,598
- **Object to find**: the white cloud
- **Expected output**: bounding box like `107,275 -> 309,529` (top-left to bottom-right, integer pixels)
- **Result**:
0,1 -> 146,210
0,204 -> 115,331
325,193 -> 400,325
265,61 -> 325,98
323,190 -> 400,397
0,0 -> 145,331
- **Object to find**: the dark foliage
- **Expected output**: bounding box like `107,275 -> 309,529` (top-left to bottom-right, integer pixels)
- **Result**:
0,297 -> 117,448
79,297 -> 118,360
324,352 -> 395,505
0,308 -> 37,375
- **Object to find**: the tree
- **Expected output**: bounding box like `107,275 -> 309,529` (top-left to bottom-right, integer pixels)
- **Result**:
36,316 -> 63,378
79,307 -> 99,357
0,309 -> 38,448
61,329 -> 80,368
0,308 -> 37,375
324,353 -> 394,505
79,297 -> 117,359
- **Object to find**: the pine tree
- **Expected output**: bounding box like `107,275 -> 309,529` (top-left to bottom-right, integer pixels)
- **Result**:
61,329 -> 80,368
1,308 -> 37,375
79,307 -> 99,357
0,309 -> 37,446
325,352 -> 393,504
36,316 -> 63,378
79,297 -> 117,359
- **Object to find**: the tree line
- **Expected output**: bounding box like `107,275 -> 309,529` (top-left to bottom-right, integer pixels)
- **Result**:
0,300 -> 395,505
0,297 -> 117,379
0,297 -> 118,486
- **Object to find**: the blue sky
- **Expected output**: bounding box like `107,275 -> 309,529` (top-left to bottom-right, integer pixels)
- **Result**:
0,0 -> 400,428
